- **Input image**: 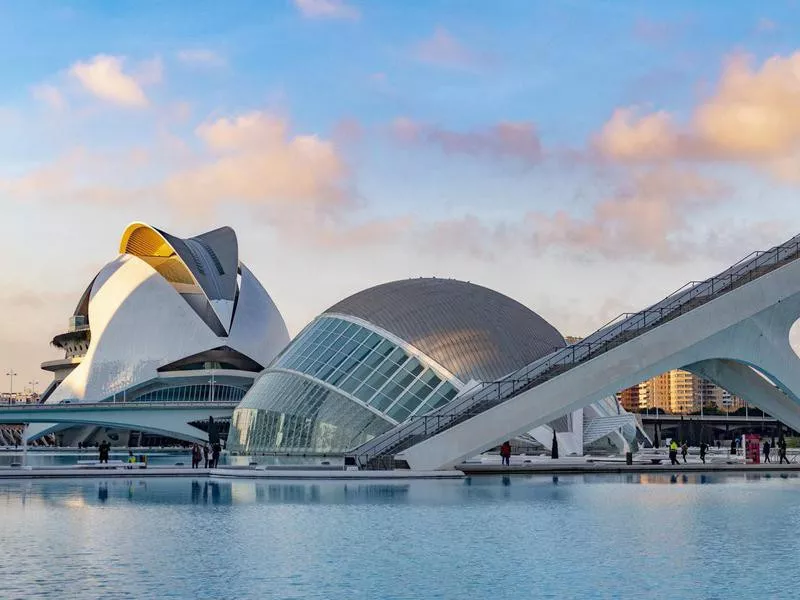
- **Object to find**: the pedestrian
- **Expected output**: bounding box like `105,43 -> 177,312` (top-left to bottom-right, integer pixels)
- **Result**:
730,438 -> 736,455
212,442 -> 221,469
669,439 -> 679,465
764,440 -> 772,463
500,441 -> 511,467
681,442 -> 688,464
191,443 -> 200,469
699,441 -> 708,464
779,438 -> 790,464
716,439 -> 721,450
98,440 -> 110,464
203,444 -> 210,468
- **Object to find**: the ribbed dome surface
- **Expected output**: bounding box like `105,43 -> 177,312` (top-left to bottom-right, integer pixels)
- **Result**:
325,278 -> 565,383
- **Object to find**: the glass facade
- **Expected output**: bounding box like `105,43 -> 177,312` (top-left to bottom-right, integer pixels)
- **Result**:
229,316 -> 462,454
274,316 -> 459,421
229,371 -> 392,454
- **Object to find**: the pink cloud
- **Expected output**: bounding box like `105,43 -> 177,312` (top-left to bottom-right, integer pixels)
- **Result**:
412,28 -> 487,69
527,169 -> 725,260
69,55 -> 152,108
165,110 -> 352,215
596,51 -> 800,179
293,0 -> 359,20
391,117 -> 541,165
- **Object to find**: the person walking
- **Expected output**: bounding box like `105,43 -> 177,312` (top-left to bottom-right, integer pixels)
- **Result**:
699,441 -> 708,464
202,444 -> 210,468
779,438 -> 790,464
669,439 -> 679,465
499,441 -> 511,467
681,442 -> 688,464
211,442 -> 221,469
763,440 -> 772,463
730,438 -> 736,455
191,443 -> 200,469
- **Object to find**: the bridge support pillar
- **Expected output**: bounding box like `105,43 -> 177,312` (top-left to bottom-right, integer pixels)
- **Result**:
686,358 -> 800,433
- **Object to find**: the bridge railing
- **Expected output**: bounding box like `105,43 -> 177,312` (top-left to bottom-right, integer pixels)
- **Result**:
349,233 -> 800,468
0,401 -> 239,411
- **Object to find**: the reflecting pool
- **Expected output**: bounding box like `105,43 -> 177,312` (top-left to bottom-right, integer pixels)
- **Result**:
1,473 -> 798,599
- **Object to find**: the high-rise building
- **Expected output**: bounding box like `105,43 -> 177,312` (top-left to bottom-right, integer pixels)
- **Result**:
616,386 -> 639,412
620,369 -> 746,414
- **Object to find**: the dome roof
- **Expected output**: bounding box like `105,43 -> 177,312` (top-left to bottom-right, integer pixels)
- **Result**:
324,278 -> 565,383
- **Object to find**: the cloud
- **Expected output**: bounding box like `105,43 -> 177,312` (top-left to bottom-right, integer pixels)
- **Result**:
391,117 -> 541,164
756,18 -> 777,33
0,147 -> 149,205
165,110 -> 351,215
31,84 -> 66,111
176,49 -> 226,68
69,55 -> 152,108
413,28 -> 486,69
597,52 -> 800,174
527,169 -> 725,260
293,0 -> 359,20
596,108 -> 682,161
420,215 -> 512,260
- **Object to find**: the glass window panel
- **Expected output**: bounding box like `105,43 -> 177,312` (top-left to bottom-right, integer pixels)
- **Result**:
362,333 -> 382,351
402,358 -> 423,378
360,369 -> 389,394
370,392 -> 395,412
376,357 -> 403,380
351,327 -> 370,344
419,370 -> 442,389
373,340 -> 395,358
353,381 -> 380,403
332,320 -> 350,334
387,402 -> 412,422
337,374 -> 362,394
441,385 -> 458,402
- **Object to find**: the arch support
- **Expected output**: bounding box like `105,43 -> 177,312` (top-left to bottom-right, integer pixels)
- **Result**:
685,359 -> 800,432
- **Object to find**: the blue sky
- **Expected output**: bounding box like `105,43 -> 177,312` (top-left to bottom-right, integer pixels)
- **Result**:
2,0 -> 800,388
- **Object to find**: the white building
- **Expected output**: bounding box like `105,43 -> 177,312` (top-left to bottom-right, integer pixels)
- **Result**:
31,222 -> 289,446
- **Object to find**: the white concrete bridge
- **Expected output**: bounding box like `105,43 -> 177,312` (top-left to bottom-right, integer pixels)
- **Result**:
348,233 -> 800,470
0,402 -> 237,443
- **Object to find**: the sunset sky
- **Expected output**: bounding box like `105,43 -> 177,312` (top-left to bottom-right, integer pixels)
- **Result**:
2,0 -> 800,390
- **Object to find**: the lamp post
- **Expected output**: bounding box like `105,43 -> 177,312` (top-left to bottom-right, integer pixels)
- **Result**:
28,380 -> 39,403
5,370 -> 17,404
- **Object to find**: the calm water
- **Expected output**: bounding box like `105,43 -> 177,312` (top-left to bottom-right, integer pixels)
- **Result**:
1,473 -> 799,599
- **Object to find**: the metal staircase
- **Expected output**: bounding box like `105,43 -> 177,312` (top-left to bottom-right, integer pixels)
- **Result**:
346,233 -> 800,470
582,414 -> 637,447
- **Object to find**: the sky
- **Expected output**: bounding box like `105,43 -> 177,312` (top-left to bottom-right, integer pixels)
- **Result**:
3,0 -> 800,391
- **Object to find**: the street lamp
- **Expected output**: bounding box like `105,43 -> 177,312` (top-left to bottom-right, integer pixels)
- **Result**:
28,380 -> 39,402
5,370 -> 18,404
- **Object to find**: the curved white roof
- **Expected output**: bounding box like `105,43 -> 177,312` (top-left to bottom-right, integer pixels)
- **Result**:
46,223 -> 290,405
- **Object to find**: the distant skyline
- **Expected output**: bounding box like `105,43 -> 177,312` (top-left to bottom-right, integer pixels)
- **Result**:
3,0 -> 800,387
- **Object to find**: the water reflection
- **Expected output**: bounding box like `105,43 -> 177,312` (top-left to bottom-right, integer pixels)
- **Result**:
0,471 -> 798,509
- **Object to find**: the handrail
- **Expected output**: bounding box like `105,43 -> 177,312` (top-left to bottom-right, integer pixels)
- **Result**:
0,401 -> 240,411
349,233 -> 800,468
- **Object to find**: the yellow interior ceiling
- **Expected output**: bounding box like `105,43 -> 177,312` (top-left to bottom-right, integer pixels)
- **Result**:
119,224 -> 197,287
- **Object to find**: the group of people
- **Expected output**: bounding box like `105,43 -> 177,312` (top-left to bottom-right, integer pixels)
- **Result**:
668,440 -> 690,465
763,438 -> 791,464
191,442 -> 221,468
